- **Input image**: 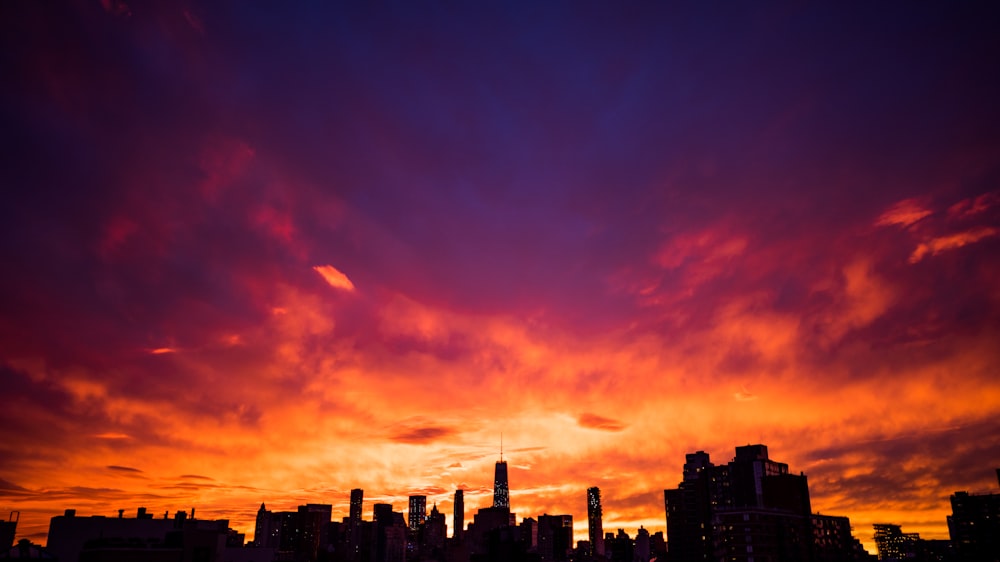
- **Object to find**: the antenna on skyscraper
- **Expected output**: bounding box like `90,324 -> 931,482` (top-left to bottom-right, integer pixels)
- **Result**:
500,432 -> 503,461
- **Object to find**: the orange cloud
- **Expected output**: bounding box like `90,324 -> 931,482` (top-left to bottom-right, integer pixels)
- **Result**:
909,226 -> 998,263
947,191 -> 999,220
875,198 -> 933,228
577,413 -> 627,431
313,264 -> 356,292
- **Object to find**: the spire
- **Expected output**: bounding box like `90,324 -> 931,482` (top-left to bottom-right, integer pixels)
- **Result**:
259,503 -> 266,511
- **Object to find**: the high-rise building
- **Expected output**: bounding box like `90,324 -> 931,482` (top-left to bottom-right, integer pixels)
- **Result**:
350,489 -> 363,523
454,489 -> 464,540
873,523 -> 920,560
253,503 -> 279,548
493,460 -> 510,509
948,471 -> 1000,562
408,495 -> 427,531
346,489 -> 364,562
537,514 -> 573,562
665,444 -> 869,562
587,487 -> 605,558
373,503 -> 407,562
424,504 -> 446,551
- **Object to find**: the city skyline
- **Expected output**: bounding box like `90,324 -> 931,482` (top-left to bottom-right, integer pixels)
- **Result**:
2,2 -> 1000,558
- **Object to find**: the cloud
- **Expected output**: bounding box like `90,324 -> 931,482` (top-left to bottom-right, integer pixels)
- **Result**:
577,413 -> 628,432
106,465 -> 143,473
948,191 -> 999,220
909,227 -> 998,263
0,478 -> 32,495
734,385 -> 758,402
93,433 -> 132,440
388,424 -> 458,444
313,265 -> 356,292
179,474 -> 215,481
875,198 -> 933,229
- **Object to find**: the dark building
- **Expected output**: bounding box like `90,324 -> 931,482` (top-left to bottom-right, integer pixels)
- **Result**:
664,444 -> 871,562
297,504 -> 332,562
423,504 -> 447,556
536,515 -> 572,562
493,461 -> 510,510
350,490 -> 364,524
873,523 -> 922,561
46,508 -> 241,562
948,471 -> 1000,562
2,539 -> 55,560
0,513 -> 16,551
605,529 -> 633,562
409,496 -> 427,532
250,503 -> 331,561
812,514 -> 873,562
345,489 -> 365,562
253,503 -> 278,548
373,504 -> 407,562
587,487 -> 604,559
468,507 -> 514,558
453,490 -> 464,541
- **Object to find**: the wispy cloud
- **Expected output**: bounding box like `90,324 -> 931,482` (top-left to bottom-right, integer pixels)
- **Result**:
577,413 -> 628,432
313,265 -> 356,292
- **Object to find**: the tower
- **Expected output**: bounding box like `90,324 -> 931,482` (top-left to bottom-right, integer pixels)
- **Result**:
493,435 -> 510,509
350,489 -> 363,522
493,461 -> 509,509
408,495 -> 427,531
454,489 -> 464,540
587,487 -> 605,557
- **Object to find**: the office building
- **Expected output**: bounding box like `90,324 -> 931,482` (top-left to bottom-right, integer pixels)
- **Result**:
493,460 -> 510,509
409,495 -> 427,531
664,444 -> 870,562
948,470 -> 1000,562
350,489 -> 364,523
454,489 -> 464,541
587,487 -> 604,558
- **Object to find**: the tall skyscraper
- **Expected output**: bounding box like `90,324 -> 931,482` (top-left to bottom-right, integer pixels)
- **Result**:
454,489 -> 464,540
350,489 -> 363,523
493,461 -> 509,509
587,487 -> 605,557
408,495 -> 427,531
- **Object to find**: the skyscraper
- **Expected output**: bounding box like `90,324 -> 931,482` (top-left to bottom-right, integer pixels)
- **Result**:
587,487 -> 605,557
454,489 -> 464,540
349,489 -> 363,523
493,461 -> 509,509
408,495 -> 427,531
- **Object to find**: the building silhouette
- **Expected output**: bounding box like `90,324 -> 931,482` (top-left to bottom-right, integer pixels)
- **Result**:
947,469 -> 1000,562
46,507 -> 249,562
373,503 -> 407,562
536,515 -> 572,562
453,490 -> 464,541
586,487 -> 604,559
493,461 -> 509,510
350,489 -> 364,523
664,444 -> 871,562
409,496 -> 427,532
0,514 -> 16,551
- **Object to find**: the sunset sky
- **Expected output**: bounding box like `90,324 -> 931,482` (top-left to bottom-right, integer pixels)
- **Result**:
2,2 -> 1000,553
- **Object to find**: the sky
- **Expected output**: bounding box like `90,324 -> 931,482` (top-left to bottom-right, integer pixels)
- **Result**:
2,1 -> 1000,553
